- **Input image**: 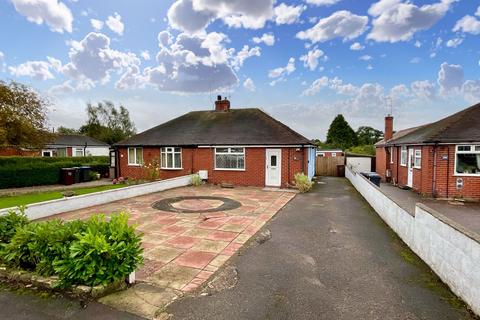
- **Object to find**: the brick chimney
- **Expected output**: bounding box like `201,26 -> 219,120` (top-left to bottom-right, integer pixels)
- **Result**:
215,95 -> 230,112
384,115 -> 393,141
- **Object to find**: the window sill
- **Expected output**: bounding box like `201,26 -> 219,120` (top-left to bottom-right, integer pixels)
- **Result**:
400,164 -> 407,167
454,173 -> 480,177
161,168 -> 183,170
127,164 -> 142,167
413,166 -> 421,170
214,168 -> 246,172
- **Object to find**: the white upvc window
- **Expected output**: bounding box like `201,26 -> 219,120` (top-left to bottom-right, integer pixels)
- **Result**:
74,148 -> 84,157
57,148 -> 67,157
161,147 -> 182,169
400,146 -> 407,166
331,152 -> 337,157
128,147 -> 143,166
317,152 -> 325,157
414,149 -> 422,169
215,147 -> 245,170
455,145 -> 480,176
389,147 -> 394,164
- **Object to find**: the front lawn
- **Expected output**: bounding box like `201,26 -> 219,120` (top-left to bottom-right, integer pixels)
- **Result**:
0,184 -> 126,209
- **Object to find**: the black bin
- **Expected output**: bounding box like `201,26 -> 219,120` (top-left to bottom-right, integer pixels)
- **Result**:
336,164 -> 345,177
61,168 -> 75,185
72,167 -> 81,183
79,166 -> 92,182
361,172 -> 381,187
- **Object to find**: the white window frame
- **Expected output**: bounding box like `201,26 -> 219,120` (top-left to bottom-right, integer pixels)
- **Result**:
74,148 -> 84,157
400,146 -> 407,167
389,147 -> 394,164
413,149 -> 422,169
331,152 -> 337,157
42,150 -> 52,157
128,147 -> 143,166
454,144 -> 480,176
160,147 -> 182,170
317,152 -> 325,157
214,147 -> 245,171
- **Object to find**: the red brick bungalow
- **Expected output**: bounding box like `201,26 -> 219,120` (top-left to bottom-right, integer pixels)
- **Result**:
376,103 -> 480,201
113,97 -> 316,188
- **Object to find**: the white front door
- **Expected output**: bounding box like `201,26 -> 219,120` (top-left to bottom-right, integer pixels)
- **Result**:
407,148 -> 414,188
265,149 -> 282,187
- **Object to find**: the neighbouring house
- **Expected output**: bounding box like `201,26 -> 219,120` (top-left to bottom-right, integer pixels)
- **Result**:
316,149 -> 343,157
113,97 -> 316,187
375,103 -> 480,201
0,146 -> 40,157
42,135 -> 110,157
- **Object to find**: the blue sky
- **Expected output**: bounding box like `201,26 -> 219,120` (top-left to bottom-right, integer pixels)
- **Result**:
0,0 -> 479,139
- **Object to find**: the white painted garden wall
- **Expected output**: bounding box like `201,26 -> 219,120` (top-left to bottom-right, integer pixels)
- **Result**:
0,175 -> 194,220
346,167 -> 480,315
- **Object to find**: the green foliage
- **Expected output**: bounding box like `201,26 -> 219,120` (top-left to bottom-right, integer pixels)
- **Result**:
0,156 -> 109,188
142,159 -> 160,181
1,212 -> 143,287
326,114 -> 357,150
347,145 -> 376,156
0,208 -> 28,244
294,172 -> 313,193
56,126 -> 79,135
0,80 -> 54,148
356,126 -> 383,145
79,101 -> 136,145
191,174 -> 202,186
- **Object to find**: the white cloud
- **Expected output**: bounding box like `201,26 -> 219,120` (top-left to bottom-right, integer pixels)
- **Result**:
9,60 -> 55,80
306,0 -> 341,6
411,80 -> 436,99
446,37 -> 463,48
437,62 -> 464,95
296,10 -> 368,43
273,3 -> 305,25
252,33 -> 275,46
11,0 -> 73,33
300,48 -> 325,71
476,6 -> 480,16
0,52 -> 5,72
90,18 -> 104,31
462,80 -> 480,103
106,12 -> 124,36
350,42 -> 364,50
48,80 -> 75,95
167,0 -> 274,33
140,50 -> 151,60
232,45 -> 261,70
329,77 -> 358,95
414,40 -> 422,47
243,78 -> 255,91
367,0 -> 457,42
158,31 -> 173,47
359,55 -> 372,61
302,76 -> 329,95
268,57 -> 295,78
453,15 -> 480,35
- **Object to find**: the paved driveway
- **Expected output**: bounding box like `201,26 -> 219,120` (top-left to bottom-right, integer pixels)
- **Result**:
167,177 -> 475,320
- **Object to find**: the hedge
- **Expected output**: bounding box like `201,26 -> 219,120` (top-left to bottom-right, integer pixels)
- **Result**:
0,156 -> 110,188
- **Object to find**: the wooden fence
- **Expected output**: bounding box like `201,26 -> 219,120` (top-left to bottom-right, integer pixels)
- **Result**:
315,156 -> 345,176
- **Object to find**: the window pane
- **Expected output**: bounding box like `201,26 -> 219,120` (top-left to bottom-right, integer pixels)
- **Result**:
161,152 -> 166,167
129,148 -> 135,163
174,147 -> 181,153
458,146 -> 471,152
230,148 -> 243,153
174,153 -> 181,168
216,148 -> 228,153
456,154 -> 480,174
136,148 -> 142,164
271,155 -> 277,167
475,146 -> 480,152
167,153 -> 173,167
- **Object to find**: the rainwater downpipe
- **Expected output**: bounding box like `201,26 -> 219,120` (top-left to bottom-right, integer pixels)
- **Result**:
432,144 -> 437,197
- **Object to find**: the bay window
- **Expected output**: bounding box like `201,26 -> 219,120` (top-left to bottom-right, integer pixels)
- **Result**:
128,147 -> 143,165
215,147 -> 245,170
161,147 -> 182,169
455,145 -> 480,175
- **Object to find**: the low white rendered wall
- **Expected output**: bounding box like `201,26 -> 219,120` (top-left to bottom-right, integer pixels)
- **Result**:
1,175 -> 194,220
346,167 -> 480,315
346,157 -> 372,174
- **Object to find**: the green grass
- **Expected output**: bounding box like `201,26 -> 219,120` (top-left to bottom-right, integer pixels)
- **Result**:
0,184 -> 126,209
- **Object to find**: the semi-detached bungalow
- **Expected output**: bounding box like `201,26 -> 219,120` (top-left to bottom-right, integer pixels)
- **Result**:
375,103 -> 480,201
113,97 -> 316,188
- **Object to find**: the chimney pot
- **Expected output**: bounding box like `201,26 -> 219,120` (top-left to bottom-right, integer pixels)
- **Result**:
384,115 -> 393,141
215,97 -> 230,112
217,95 -> 222,101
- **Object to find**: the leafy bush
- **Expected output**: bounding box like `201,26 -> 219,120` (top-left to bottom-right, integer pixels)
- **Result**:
1,212 -> 143,287
0,156 -> 109,188
142,159 -> 160,181
191,174 -> 202,186
294,172 -> 313,193
346,145 -> 376,156
0,208 -> 29,244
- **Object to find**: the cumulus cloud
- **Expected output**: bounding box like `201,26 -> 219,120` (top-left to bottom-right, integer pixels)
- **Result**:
0,52 -> 5,72
453,15 -> 480,35
306,0 -> 342,6
268,57 -> 295,78
90,18 -> 104,31
359,55 -> 372,61
296,10 -> 368,43
446,37 -> 463,48
48,80 -> 75,95
302,76 -> 329,96
437,62 -> 464,95
106,12 -> 124,35
273,3 -> 305,25
243,78 -> 255,91
11,0 -> 73,33
140,50 -> 151,60
367,0 -> 457,42
252,33 -> 275,46
411,80 -> 436,99
232,45 -> 261,70
9,60 -> 55,80
300,48 -> 325,71
350,42 -> 364,50
462,80 -> 480,103
167,0 -> 274,33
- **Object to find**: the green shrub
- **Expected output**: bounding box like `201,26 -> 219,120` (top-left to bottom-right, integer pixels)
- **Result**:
191,174 -> 202,186
294,172 -> 313,193
0,208 -> 29,245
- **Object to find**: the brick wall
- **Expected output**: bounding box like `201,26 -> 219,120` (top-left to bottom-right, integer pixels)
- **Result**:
117,146 -> 308,188
375,147 -> 388,181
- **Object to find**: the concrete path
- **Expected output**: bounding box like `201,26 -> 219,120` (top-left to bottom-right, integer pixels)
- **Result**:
167,177 -> 475,320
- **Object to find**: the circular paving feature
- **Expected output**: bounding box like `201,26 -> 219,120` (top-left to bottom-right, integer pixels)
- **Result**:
152,196 -> 242,213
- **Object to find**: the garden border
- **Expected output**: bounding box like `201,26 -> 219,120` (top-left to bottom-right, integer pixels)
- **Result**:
0,175 -> 194,220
